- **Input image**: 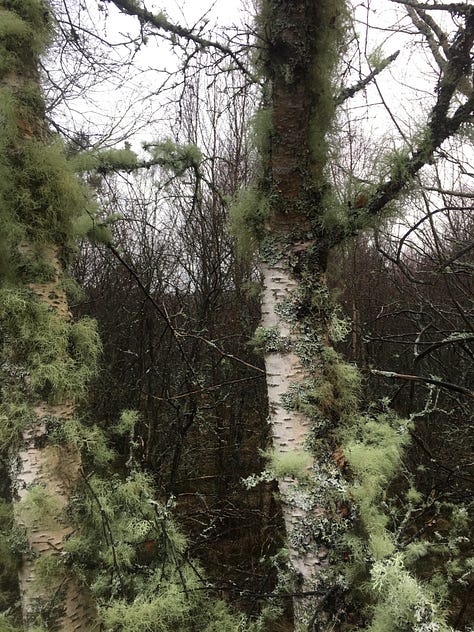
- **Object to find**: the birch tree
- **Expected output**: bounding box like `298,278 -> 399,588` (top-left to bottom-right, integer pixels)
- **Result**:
231,0 -> 474,628
16,0 -> 473,629
0,1 -> 101,628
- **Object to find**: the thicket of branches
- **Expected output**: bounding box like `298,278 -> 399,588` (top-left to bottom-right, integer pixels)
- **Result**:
0,0 -> 472,630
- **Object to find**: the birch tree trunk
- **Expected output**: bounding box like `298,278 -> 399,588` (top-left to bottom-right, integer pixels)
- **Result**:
13,252 -> 99,631
256,0 -> 348,626
0,1 -> 100,628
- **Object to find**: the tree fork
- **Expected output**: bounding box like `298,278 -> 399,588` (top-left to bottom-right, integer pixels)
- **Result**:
258,0 -> 349,626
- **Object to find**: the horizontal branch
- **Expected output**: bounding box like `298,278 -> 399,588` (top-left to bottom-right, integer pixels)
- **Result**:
371,369 -> 474,399
390,0 -> 473,14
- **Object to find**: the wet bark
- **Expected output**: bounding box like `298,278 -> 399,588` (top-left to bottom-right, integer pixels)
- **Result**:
260,0 -> 341,625
0,2 -> 100,628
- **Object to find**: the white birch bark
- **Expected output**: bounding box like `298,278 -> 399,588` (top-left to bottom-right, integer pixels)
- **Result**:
261,260 -> 329,605
13,248 -> 99,631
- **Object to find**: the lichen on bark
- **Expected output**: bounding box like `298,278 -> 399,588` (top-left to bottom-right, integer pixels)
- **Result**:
0,1 -> 101,628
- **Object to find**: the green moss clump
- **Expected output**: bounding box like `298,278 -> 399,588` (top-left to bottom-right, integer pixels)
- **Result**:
0,288 -> 100,402
46,417 -> 114,469
0,1 -> 52,76
345,412 -> 410,539
0,4 -> 102,280
61,469 -> 255,631
144,139 -> 202,175
17,139 -> 95,243
229,184 -> 270,258
101,591 -> 248,632
367,555 -> 451,632
17,485 -> 61,530
307,0 -> 349,181
71,147 -> 138,173
268,449 -> 312,481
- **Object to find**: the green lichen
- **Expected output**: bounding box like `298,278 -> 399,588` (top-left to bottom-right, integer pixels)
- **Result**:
0,4 -> 103,279
0,1 -> 51,75
267,449 -> 312,482
0,288 -> 100,405
367,555 -> 451,632
229,184 -> 270,258
71,147 -> 138,173
251,326 -> 291,354
0,286 -> 101,454
144,139 -> 202,175
16,484 -> 61,530
307,1 -> 349,182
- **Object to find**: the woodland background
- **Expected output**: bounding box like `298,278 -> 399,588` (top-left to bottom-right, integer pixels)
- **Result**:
0,0 -> 473,630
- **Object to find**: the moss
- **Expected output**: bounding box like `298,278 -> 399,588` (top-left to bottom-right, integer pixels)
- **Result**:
368,555 -> 451,632
403,542 -> 429,568
345,413 -> 410,543
15,249 -> 56,283
47,417 -> 115,468
0,4 -> 100,279
268,449 -> 312,481
71,147 -> 138,173
307,1 -> 349,181
114,409 -> 139,437
33,554 -> 66,589
228,184 -> 270,258
17,485 -> 61,530
0,1 -> 51,75
60,468 -> 252,631
70,317 -> 102,366
0,615 -> 23,632
250,107 -> 273,159
17,139 -> 94,242
0,500 -> 19,613
0,288 -> 100,431
144,139 -> 202,175
296,347 -> 361,428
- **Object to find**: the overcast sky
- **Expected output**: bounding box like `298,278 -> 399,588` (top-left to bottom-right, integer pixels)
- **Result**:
48,0 -> 454,159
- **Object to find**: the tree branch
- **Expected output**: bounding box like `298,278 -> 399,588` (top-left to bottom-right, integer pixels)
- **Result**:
335,50 -> 400,105
105,0 -> 259,83
390,0 -> 473,14
371,369 -> 474,399
338,9 -> 474,239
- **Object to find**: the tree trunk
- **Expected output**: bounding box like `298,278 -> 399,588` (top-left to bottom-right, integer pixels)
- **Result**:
0,2 -> 99,628
13,250 -> 99,631
258,0 -> 347,626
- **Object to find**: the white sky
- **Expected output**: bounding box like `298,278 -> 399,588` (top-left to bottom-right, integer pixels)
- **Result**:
48,0 -> 468,183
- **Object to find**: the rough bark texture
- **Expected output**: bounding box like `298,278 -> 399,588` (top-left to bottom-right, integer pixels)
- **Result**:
14,252 -> 99,631
0,2 -> 100,628
259,0 -> 344,625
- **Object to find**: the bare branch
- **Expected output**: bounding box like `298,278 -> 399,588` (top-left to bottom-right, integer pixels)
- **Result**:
390,0 -> 473,14
104,0 -> 259,84
335,50 -> 400,106
371,369 -> 474,399
353,9 -> 474,225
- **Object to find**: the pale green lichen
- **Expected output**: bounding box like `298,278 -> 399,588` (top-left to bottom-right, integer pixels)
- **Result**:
251,326 -> 291,354
267,448 -> 312,481
229,184 -> 270,258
